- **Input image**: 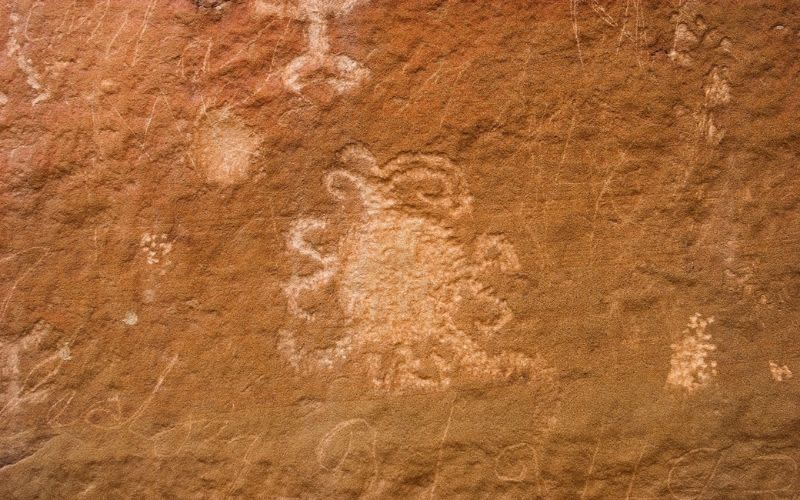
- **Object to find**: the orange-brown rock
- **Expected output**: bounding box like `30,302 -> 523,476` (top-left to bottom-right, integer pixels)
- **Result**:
1,0 -> 799,497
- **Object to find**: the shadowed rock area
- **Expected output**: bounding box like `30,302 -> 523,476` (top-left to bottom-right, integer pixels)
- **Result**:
1,0 -> 799,497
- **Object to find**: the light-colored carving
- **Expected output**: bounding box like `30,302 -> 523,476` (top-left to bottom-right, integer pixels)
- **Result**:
140,232 -> 173,266
0,321 -> 70,419
768,361 -> 793,382
6,12 -> 50,106
84,354 -> 178,430
122,311 -> 139,326
696,66 -> 731,145
315,418 -> 378,496
137,231 -> 174,306
316,418 -> 377,471
665,313 -> 717,393
667,447 -> 721,500
427,404 -> 455,499
474,234 -> 521,276
668,1 -> 705,67
668,2 -> 733,146
495,442 -> 540,483
253,0 -> 370,95
280,144 -> 553,393
194,0 -> 231,8
283,218 -> 340,323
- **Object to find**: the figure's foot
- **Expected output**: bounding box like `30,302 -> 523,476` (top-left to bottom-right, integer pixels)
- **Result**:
282,52 -> 369,98
278,329 -> 352,372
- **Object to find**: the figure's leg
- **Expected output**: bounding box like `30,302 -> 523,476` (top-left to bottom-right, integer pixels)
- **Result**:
283,218 -> 338,322
277,329 -> 353,372
327,54 -> 370,94
366,345 -> 452,393
437,326 -> 546,384
473,234 -> 521,276
282,53 -> 320,93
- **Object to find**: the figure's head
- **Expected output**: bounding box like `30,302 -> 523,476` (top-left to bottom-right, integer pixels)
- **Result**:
377,153 -> 472,221
329,144 -> 472,222
324,144 -> 384,211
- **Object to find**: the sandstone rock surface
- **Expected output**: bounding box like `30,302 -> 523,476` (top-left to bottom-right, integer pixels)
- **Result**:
1,0 -> 799,498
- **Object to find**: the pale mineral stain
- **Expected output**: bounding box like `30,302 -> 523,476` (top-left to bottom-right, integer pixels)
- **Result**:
194,110 -> 260,185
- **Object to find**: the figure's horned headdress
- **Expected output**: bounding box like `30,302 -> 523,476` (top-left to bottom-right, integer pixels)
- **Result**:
327,144 -> 473,220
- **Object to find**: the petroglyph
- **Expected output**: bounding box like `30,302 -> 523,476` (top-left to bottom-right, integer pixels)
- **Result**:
0,322 -> 70,419
151,418 -> 226,458
140,233 -> 173,266
495,443 -> 540,483
316,419 -> 377,473
667,448 -> 722,499
315,418 -> 378,496
83,354 -> 178,430
668,0 -> 704,67
696,66 -> 731,145
37,353 -> 181,433
665,448 -> 799,498
769,361 -> 793,382
194,0 -> 231,8
253,0 -> 370,95
150,416 -> 261,496
668,0 -> 733,67
279,145 -> 554,393
668,2 -> 733,146
665,313 -> 717,393
138,232 -> 174,304
152,418 -> 258,460
122,311 -> 139,326
6,12 -> 51,106
428,403 -> 455,499
741,454 -> 798,494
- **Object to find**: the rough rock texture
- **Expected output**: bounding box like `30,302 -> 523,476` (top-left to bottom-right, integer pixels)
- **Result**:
1,0 -> 799,498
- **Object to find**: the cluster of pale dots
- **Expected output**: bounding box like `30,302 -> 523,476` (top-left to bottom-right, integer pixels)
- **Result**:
666,313 -> 794,390
769,361 -> 793,382
666,313 -> 717,393
140,233 -> 172,266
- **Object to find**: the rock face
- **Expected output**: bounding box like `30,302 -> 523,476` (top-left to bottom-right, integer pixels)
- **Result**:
0,0 -> 799,497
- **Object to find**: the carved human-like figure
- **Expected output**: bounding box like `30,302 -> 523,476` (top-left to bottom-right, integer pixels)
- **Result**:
255,0 -> 370,95
280,145 -> 550,393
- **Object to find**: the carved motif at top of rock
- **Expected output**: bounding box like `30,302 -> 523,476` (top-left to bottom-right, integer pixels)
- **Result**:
254,0 -> 370,97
